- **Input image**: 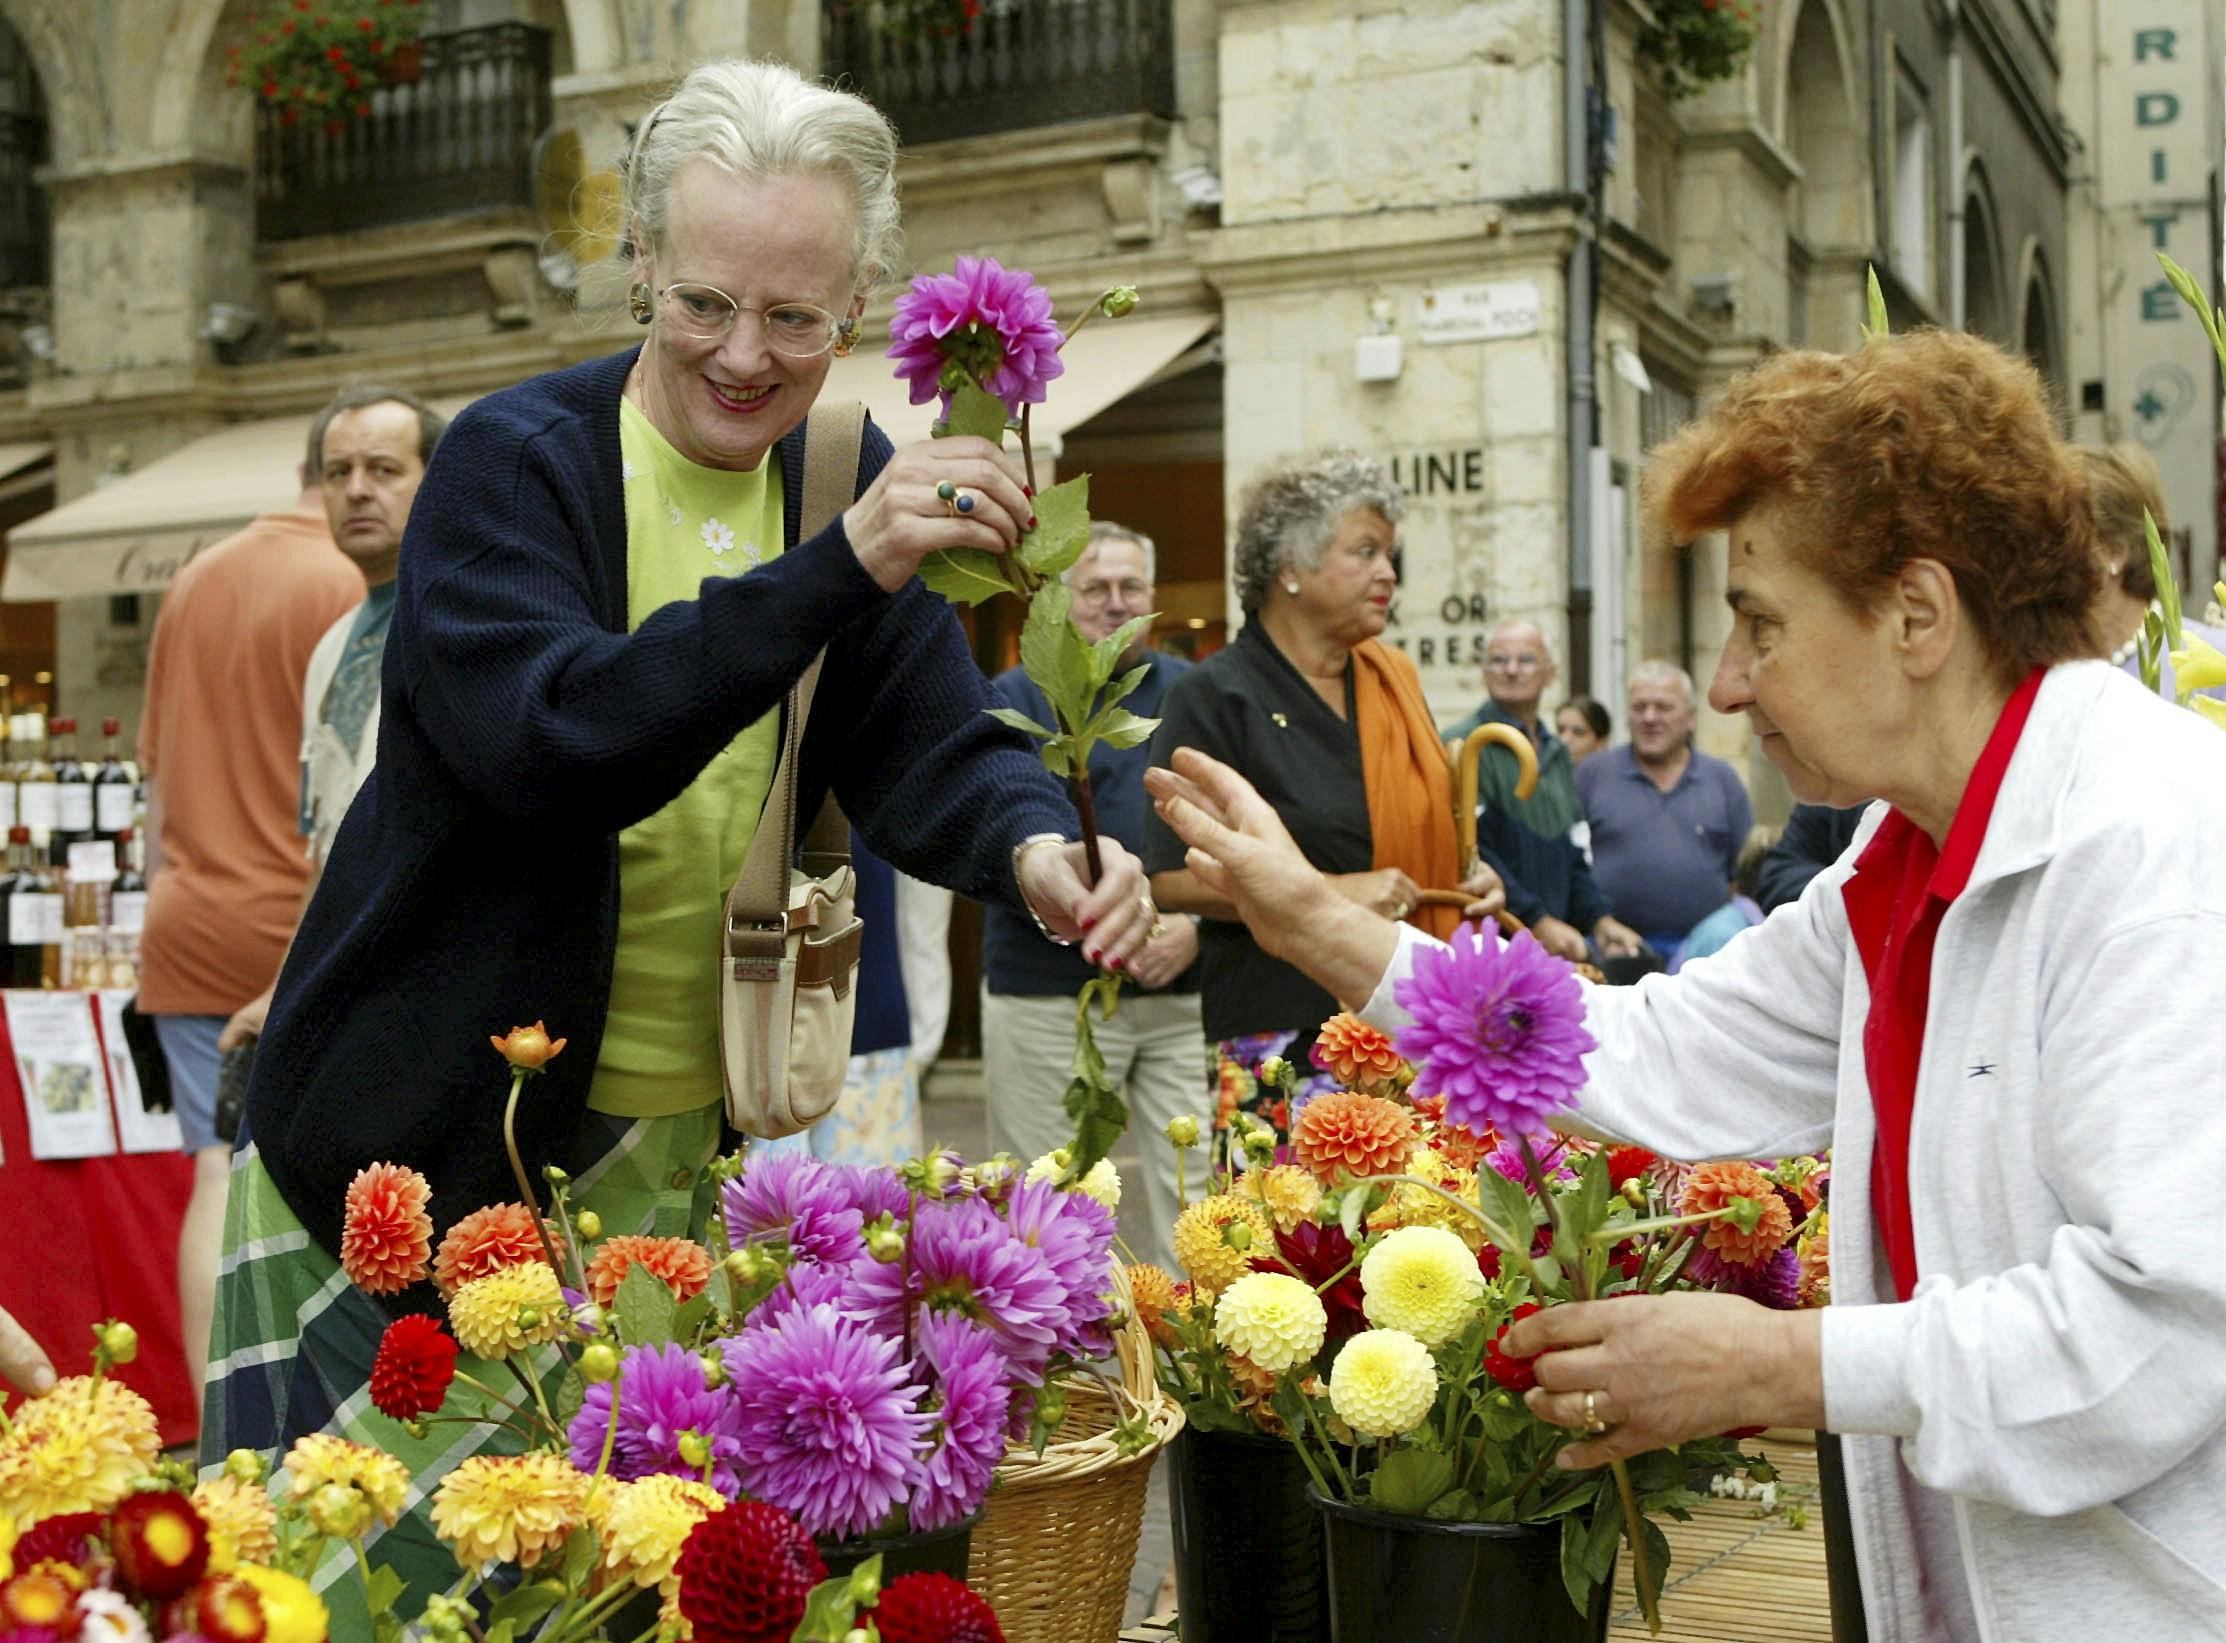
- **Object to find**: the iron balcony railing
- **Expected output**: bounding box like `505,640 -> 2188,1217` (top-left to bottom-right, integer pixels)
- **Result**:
823,0 -> 1177,146
255,24 -> 552,241
0,111 -> 47,288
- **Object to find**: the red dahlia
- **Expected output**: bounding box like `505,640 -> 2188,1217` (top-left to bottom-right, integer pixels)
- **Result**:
673,1500 -> 826,1643
869,1571 -> 1007,1643
1483,1301 -> 1544,1393
369,1313 -> 459,1420
111,1489 -> 211,1600
1605,1146 -> 1658,1190
10,1509 -> 105,1570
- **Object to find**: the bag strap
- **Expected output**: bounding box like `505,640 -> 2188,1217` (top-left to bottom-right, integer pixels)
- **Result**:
725,403 -> 867,948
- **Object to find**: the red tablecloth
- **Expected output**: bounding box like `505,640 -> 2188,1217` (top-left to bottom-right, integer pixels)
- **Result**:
0,1002 -> 198,1450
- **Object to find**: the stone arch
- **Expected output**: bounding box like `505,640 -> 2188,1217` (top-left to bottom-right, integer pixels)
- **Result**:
2015,239 -> 2061,402
0,0 -> 103,165
1779,0 -> 1865,248
1961,161 -> 2008,341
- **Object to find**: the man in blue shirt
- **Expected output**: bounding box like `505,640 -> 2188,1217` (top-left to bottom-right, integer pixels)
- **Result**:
982,523 -> 1200,1270
1441,620 -> 1642,963
1574,659 -> 1752,963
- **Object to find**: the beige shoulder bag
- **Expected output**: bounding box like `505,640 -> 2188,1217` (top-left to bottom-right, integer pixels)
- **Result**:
718,402 -> 868,1136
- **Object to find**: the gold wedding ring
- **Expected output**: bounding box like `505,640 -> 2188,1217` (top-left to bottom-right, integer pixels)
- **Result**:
1583,1390 -> 1608,1436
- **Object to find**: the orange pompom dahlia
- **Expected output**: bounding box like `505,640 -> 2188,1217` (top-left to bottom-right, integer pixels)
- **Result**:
1678,1161 -> 1794,1267
1412,1094 -> 1494,1172
1125,1263 -> 1177,1339
1311,1013 -> 1407,1092
340,1161 -> 434,1294
1292,1089 -> 1417,1187
586,1236 -> 713,1308
433,1202 -> 549,1296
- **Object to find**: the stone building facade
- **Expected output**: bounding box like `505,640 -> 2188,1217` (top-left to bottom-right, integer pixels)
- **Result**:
0,0 -> 2104,816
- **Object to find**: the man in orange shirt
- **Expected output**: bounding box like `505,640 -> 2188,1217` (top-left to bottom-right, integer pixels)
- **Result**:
137,421 -> 364,1404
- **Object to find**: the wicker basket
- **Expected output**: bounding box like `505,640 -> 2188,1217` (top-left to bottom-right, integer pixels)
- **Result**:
967,1264 -> 1186,1642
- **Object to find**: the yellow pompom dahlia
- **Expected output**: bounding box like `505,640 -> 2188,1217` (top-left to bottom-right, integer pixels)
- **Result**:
1329,1329 -> 1439,1439
282,1433 -> 409,1529
235,1564 -> 330,1643
1235,1164 -> 1323,1233
448,1260 -> 569,1358
1213,1272 -> 1328,1373
1171,1194 -> 1274,1295
191,1473 -> 279,1571
1368,1165 -> 1487,1252
431,1452 -> 588,1571
597,1474 -> 725,1597
1359,1225 -> 1485,1347
0,1376 -> 161,1527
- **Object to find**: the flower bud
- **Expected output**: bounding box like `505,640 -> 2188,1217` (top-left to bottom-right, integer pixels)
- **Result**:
677,1430 -> 711,1468
96,1319 -> 139,1366
1257,1056 -> 1290,1088
1621,1180 -> 1647,1209
308,1481 -> 370,1539
402,1419 -> 429,1441
580,1342 -> 620,1384
1223,1222 -> 1253,1253
574,1209 -> 603,1241
1100,286 -> 1140,317
543,1164 -> 570,1187
866,1224 -> 907,1264
572,1300 -> 605,1336
515,1305 -> 543,1333
491,1021 -> 568,1071
699,1353 -> 728,1391
1037,1384 -> 1067,1427
422,1593 -> 472,1642
1165,1115 -> 1201,1149
223,1449 -> 267,1485
1241,1128 -> 1277,1164
724,1245 -> 774,1287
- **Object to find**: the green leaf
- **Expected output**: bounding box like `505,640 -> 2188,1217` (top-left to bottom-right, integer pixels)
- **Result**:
1102,662 -> 1150,711
1572,1147 -> 1610,1244
1560,1513 -> 1591,1615
1061,981 -> 1130,1176
671,1293 -> 712,1343
363,1562 -> 404,1632
614,1260 -> 678,1346
1339,1182 -> 1371,1243
1038,740 -> 1073,778
920,547 -> 1014,606
1634,1514 -> 1675,1620
1862,264 -> 1889,338
486,1583 -> 564,1632
1370,1447 -> 1457,1514
2145,508 -> 2182,648
1020,580 -> 1097,729
552,1363 -> 586,1430
1090,707 -> 1159,750
984,704 -> 1055,740
943,382 -> 1012,446
1184,1398 -> 1258,1435
485,1623 -> 516,1643
789,1558 -> 883,1640
1016,474 -> 1092,578
1089,614 -> 1155,691
561,1525 -> 598,1592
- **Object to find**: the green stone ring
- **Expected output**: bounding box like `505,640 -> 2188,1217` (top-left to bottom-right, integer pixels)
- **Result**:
935,479 -> 958,501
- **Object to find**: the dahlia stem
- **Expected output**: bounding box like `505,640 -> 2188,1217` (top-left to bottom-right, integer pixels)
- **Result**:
347,1533 -> 381,1620
499,1070 -> 573,1297
1615,1455 -> 1660,1633
450,1368 -> 538,1433
1586,1206 -> 1738,1246
1310,1254 -> 1360,1296
1297,1383 -> 1353,1499
583,1364 -> 623,1509
1020,401 -> 1039,497
505,1354 -> 560,1442
1069,764 -> 1105,885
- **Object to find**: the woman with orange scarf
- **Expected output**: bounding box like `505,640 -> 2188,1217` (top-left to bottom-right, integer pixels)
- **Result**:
1141,452 -> 1502,1152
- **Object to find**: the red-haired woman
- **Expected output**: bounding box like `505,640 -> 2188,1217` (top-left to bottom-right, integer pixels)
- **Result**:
1147,329 -> 2226,1639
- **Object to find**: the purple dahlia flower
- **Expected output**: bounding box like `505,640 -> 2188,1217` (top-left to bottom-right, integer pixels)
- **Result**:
843,1191 -> 1069,1379
1001,1178 -> 1117,1360
721,1301 -> 934,1541
568,1340 -> 747,1495
1687,1243 -> 1802,1310
751,1260 -> 854,1330
908,1312 -> 1014,1530
1394,923 -> 1596,1139
723,1149 -> 865,1268
887,255 -> 1065,418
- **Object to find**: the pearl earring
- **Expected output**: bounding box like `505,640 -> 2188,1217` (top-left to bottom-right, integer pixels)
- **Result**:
1283,580 -> 1300,595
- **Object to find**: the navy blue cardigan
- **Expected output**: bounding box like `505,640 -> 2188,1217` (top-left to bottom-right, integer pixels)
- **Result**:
245,348 -> 1074,1265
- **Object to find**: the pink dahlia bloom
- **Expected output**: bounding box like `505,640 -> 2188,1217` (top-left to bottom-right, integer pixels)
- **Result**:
567,1340 -> 747,1495
908,1313 -> 1013,1530
723,1302 -> 934,1541
843,1192 -> 1069,1380
1394,923 -> 1596,1139
723,1151 -> 865,1268
887,255 -> 1065,418
999,1178 -> 1117,1361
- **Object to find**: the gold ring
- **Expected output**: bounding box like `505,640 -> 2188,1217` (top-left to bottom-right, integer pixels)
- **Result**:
1583,1390 -> 1607,1436
1147,919 -> 1167,941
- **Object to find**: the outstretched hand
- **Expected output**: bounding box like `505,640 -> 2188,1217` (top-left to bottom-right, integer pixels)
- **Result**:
0,1302 -> 57,1396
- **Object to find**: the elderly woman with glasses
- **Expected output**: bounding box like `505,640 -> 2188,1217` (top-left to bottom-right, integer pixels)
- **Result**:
1146,331 -> 2226,1639
208,58 -> 1154,1617
1140,451 -> 1503,1149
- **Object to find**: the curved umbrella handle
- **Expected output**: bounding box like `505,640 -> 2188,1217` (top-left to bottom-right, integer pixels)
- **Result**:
1454,723 -> 1539,868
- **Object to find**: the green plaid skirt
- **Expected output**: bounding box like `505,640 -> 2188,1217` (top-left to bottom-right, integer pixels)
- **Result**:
199,1107 -> 724,1630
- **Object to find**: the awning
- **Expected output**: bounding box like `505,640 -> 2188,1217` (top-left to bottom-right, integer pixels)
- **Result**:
822,309 -> 1219,449
2,405 -> 468,604
0,441 -> 51,482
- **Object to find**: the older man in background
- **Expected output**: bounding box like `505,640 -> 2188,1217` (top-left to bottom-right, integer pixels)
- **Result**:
1442,618 -> 1642,963
1574,660 -> 1751,963
982,522 -> 1200,1270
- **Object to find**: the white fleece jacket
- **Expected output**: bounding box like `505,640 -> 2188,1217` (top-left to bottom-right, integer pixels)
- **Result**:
1361,663 -> 2226,1641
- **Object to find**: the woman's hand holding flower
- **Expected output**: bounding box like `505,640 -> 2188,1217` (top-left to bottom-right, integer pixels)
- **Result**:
1503,1291 -> 1826,1471
842,435 -> 1033,592
1017,836 -> 1156,972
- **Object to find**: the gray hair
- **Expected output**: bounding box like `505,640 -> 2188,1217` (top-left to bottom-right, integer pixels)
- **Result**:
306,380 -> 447,477
623,60 -> 903,290
1627,658 -> 1696,708
1068,519 -> 1157,585
1231,451 -> 1404,616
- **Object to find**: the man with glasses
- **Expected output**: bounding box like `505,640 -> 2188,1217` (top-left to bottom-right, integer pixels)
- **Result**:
1441,619 -> 1644,963
981,522 -> 1199,1270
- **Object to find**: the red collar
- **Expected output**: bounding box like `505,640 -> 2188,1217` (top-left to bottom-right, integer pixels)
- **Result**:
1929,667 -> 2045,900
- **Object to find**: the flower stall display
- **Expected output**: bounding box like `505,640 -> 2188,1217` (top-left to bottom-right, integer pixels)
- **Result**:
1134,935 -> 1815,1639
0,1027 -> 1117,1642
227,0 -> 427,130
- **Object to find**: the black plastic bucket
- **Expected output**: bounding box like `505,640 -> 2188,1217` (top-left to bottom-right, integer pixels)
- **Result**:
818,1508 -> 979,1584
1167,1426 -> 1329,1643
1311,1489 -> 1610,1643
